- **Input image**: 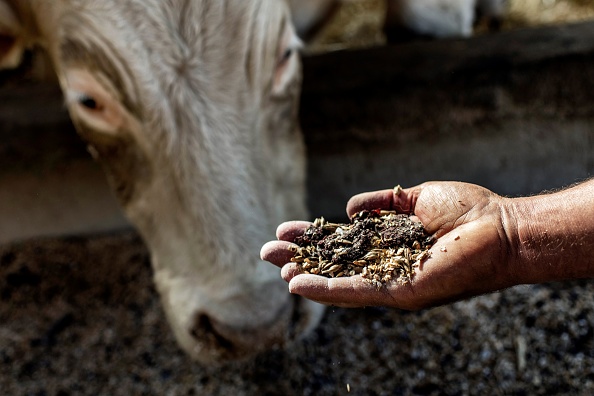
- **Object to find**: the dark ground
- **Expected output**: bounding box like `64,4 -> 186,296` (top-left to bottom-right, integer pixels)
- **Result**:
1,231 -> 593,395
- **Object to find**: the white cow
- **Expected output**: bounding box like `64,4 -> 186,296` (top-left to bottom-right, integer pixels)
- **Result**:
287,0 -> 340,41
0,0 -> 327,363
384,0 -> 508,43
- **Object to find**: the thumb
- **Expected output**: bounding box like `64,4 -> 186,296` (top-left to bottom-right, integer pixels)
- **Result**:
346,185 -> 421,217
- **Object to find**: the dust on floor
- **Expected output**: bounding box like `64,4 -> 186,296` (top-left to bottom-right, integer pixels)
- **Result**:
1,233 -> 593,395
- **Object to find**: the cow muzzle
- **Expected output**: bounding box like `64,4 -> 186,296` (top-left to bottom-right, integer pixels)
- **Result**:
156,273 -> 325,364
189,294 -> 322,362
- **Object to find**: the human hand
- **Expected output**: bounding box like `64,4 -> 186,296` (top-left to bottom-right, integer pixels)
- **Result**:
261,182 -> 520,309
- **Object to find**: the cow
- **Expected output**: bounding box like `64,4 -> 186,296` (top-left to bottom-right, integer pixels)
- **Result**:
0,0 -> 329,363
287,0 -> 340,42
384,0 -> 508,43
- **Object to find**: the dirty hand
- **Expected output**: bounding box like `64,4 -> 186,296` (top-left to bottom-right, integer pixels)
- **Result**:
261,182 -> 521,309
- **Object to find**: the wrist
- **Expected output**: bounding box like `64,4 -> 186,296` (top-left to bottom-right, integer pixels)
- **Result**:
507,181 -> 594,284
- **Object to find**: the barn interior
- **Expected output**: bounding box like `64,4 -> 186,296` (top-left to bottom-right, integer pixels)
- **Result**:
2,0 -> 594,394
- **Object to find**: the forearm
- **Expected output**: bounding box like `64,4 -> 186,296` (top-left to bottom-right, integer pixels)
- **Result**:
508,179 -> 594,284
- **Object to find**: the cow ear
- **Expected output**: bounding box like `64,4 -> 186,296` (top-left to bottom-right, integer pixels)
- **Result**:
0,1 -> 26,69
287,0 -> 340,42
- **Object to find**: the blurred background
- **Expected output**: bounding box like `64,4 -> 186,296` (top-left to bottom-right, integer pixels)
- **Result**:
4,0 -> 594,73
310,0 -> 594,52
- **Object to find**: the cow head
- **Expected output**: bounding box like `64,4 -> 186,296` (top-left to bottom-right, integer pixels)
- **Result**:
0,0 -> 325,363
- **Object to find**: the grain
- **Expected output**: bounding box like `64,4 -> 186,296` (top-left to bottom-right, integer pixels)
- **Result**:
291,210 -> 434,288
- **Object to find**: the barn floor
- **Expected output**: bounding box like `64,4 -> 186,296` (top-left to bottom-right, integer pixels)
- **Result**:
1,232 -> 593,395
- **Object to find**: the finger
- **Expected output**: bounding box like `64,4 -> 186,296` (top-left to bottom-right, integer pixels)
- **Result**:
287,274 -> 404,308
276,221 -> 312,241
346,185 -> 420,217
260,241 -> 298,268
282,269 -> 392,307
346,189 -> 394,217
280,265 -> 353,307
280,262 -> 306,282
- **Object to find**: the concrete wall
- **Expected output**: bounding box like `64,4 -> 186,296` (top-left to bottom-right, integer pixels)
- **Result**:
1,21 -> 594,243
0,81 -> 127,244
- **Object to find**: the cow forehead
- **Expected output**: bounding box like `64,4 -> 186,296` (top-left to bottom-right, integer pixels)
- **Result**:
54,0 -> 288,66
51,0 -> 289,107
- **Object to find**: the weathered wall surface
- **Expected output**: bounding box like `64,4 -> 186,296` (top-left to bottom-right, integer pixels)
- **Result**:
1,21 -> 594,241
0,82 -> 126,243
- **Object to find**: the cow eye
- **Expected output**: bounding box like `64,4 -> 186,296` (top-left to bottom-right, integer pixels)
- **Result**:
278,48 -> 294,66
77,94 -> 101,111
67,90 -> 103,113
62,69 -> 127,136
272,29 -> 302,97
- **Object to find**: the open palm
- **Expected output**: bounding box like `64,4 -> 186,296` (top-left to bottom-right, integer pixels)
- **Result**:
261,182 -> 519,309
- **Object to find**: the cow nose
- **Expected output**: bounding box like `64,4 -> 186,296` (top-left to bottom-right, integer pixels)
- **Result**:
191,314 -> 236,353
189,307 -> 291,361
179,294 -> 325,362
